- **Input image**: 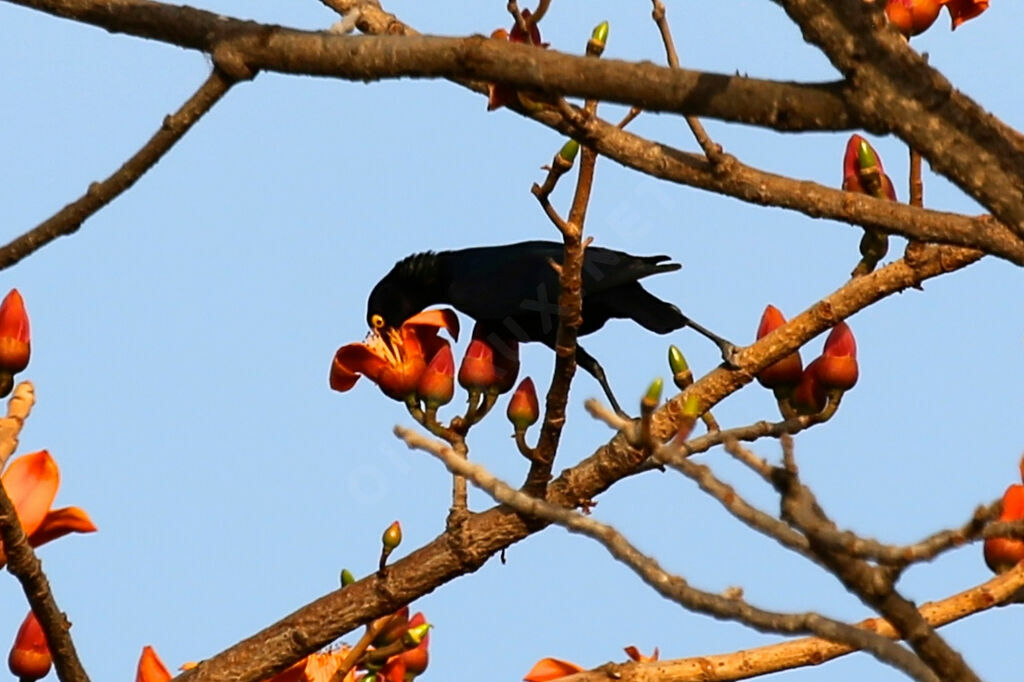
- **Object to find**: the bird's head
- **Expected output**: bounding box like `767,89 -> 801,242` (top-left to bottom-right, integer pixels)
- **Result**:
366,277 -> 424,340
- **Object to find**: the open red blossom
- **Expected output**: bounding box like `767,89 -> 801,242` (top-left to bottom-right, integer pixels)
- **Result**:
985,480 -> 1024,574
524,657 -> 584,681
330,309 -> 458,401
8,611 -> 51,681
755,305 -> 803,391
0,289 -> 30,377
136,646 -> 172,682
813,322 -> 859,391
946,0 -> 988,28
842,135 -> 897,201
0,450 -> 97,567
885,0 -> 944,35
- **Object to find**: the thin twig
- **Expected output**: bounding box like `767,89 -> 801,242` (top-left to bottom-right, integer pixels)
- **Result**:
650,0 -> 723,163
0,385 -> 90,682
0,69 -> 238,272
559,562 -> 1024,682
400,428 -> 941,682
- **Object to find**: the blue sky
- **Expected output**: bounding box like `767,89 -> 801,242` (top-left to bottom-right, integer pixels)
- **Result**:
2,1 -> 1023,680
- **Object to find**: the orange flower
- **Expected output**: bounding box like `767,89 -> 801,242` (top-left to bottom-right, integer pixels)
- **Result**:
945,0 -> 988,28
885,0 -> 944,35
524,657 -> 584,681
264,649 -> 358,682
842,135 -> 896,201
8,611 -> 51,681
754,305 -> 803,392
0,289 -> 30,382
395,612 -> 429,677
458,337 -> 497,392
812,322 -> 859,391
984,458 -> 1024,574
136,646 -> 172,682
0,450 -> 97,567
330,309 -> 458,401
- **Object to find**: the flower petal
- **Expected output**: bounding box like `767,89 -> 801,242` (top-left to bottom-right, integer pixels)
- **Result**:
1,450 -> 59,538
28,506 -> 97,548
330,343 -> 387,392
405,308 -> 460,341
524,657 -> 584,681
136,646 -> 172,682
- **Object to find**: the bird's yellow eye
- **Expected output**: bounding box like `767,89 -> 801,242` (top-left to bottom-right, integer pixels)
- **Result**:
371,314 -> 386,329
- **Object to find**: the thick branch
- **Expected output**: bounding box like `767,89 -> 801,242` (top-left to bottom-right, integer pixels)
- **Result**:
774,0 -> 1024,235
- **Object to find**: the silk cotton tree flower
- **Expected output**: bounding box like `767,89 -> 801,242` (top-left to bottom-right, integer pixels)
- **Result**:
0,450 -> 97,567
330,309 -> 459,401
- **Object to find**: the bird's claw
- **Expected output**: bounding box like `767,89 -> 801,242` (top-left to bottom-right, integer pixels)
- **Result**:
719,341 -> 742,369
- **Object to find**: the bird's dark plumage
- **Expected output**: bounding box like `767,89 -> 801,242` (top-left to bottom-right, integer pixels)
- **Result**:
367,241 -> 730,413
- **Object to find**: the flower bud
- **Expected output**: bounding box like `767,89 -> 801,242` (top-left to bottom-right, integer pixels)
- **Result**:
842,135 -> 897,201
0,289 -> 30,377
558,140 -> 580,164
507,378 -> 540,429
8,611 -> 50,681
667,345 -> 688,375
588,20 -> 610,55
382,520 -> 402,551
813,322 -> 859,391
791,362 -> 827,415
642,378 -> 663,412
416,345 -> 454,407
340,568 -> 356,587
458,338 -> 497,391
135,646 -> 172,682
984,484 -> 1024,574
399,614 -> 430,676
754,305 -> 803,391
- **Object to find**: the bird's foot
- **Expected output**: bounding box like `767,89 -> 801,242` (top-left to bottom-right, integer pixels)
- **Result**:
718,341 -> 742,369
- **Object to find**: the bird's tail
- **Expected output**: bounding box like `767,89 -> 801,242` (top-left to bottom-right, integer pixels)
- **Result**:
598,283 -> 686,334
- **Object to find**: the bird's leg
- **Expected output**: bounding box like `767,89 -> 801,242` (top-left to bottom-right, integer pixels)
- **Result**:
680,315 -> 740,367
576,346 -> 628,418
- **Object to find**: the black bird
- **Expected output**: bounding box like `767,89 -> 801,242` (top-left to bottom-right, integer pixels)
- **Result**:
366,240 -> 733,414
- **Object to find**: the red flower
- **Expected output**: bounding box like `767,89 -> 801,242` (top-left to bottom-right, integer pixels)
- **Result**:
842,135 -> 897,201
812,322 -> 859,391
0,450 -> 97,567
396,612 -> 430,676
754,305 -> 803,391
459,339 -> 497,392
0,289 -> 30,377
8,611 -> 51,681
945,0 -> 988,28
136,646 -> 172,682
507,377 -> 540,429
524,657 -> 584,681
885,0 -> 944,35
330,309 -> 458,401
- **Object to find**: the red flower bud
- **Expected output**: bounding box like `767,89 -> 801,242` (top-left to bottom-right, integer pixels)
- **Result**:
813,322 -> 859,391
984,484 -> 1024,574
755,305 -> 803,390
885,0 -> 943,36
0,289 -> 30,376
416,345 -> 454,407
842,135 -> 897,201
791,362 -> 827,415
507,378 -> 540,429
8,611 -> 51,681
458,338 -> 497,391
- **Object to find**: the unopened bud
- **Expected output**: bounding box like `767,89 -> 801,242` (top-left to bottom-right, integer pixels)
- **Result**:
383,521 -> 402,551
340,569 -> 356,587
642,378 -> 663,410
403,622 -> 431,647
558,140 -> 580,164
